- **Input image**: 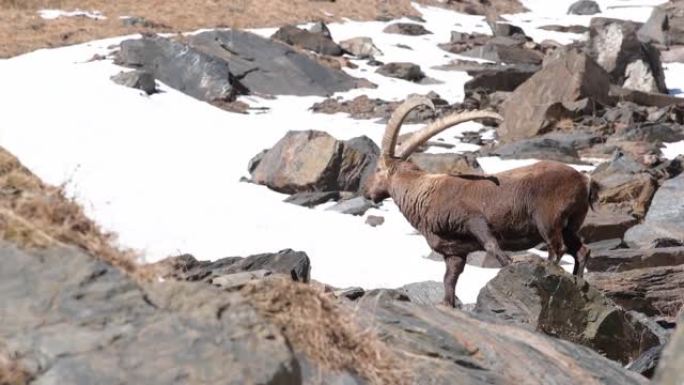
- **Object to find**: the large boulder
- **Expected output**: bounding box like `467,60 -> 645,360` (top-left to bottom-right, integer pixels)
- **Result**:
115,35 -> 244,103
498,50 -> 610,142
475,259 -> 663,364
587,265 -> 684,322
250,131 -> 379,194
0,243 -> 300,385
116,31 -> 361,99
624,173 -> 684,247
654,312 -> 684,385
588,18 -> 668,93
639,0 -> 684,47
353,287 -> 648,385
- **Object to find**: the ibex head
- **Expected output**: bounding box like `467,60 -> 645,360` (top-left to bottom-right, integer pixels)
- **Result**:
363,96 -> 504,203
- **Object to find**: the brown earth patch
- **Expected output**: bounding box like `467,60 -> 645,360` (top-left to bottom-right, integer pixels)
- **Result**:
0,0 -> 526,58
0,0 -> 420,58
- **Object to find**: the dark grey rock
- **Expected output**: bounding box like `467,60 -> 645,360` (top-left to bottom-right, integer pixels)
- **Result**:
475,258 -> 663,364
485,136 -> 584,163
383,23 -> 432,36
325,197 -> 376,216
247,149 -> 268,174
624,173 -> 684,247
628,345 -> 664,378
365,215 -> 384,227
211,269 -> 273,290
492,23 -> 526,38
334,287 -> 365,300
463,66 -> 537,93
250,131 -> 378,194
539,24 -> 590,34
568,0 -> 601,15
116,35 -> 243,102
110,70 -> 157,94
376,62 -> 425,82
272,24 -> 343,56
157,249 -> 311,283
116,31 -> 360,99
284,191 -> 341,207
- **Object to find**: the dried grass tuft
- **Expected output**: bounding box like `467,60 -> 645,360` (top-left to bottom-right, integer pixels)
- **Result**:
241,277 -> 410,385
0,147 -> 146,279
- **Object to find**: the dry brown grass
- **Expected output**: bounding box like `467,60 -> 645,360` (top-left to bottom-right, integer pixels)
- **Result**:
241,277 -> 409,385
0,147 -> 143,277
0,0 -> 422,58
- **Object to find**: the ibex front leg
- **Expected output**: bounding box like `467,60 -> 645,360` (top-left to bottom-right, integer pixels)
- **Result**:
442,255 -> 466,308
467,217 -> 512,266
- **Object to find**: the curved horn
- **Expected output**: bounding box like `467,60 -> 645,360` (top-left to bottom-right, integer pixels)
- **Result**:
381,96 -> 435,158
397,110 -> 503,159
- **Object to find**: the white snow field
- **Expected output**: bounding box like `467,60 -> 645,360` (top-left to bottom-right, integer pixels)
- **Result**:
0,0 -> 681,304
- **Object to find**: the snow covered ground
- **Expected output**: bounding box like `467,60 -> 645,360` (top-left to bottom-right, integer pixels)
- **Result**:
0,0 -> 680,304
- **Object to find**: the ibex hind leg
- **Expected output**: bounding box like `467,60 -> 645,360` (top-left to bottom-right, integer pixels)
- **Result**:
562,228 -> 590,278
535,215 -> 566,265
466,217 -> 512,266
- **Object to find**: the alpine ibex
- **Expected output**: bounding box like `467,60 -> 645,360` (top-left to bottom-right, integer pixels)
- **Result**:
364,97 -> 599,307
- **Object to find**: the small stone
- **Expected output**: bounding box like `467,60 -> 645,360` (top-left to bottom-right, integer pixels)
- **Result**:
110,70 -> 157,94
365,215 -> 385,227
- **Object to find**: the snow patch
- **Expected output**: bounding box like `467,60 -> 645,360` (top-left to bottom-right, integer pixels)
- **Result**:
38,9 -> 107,21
